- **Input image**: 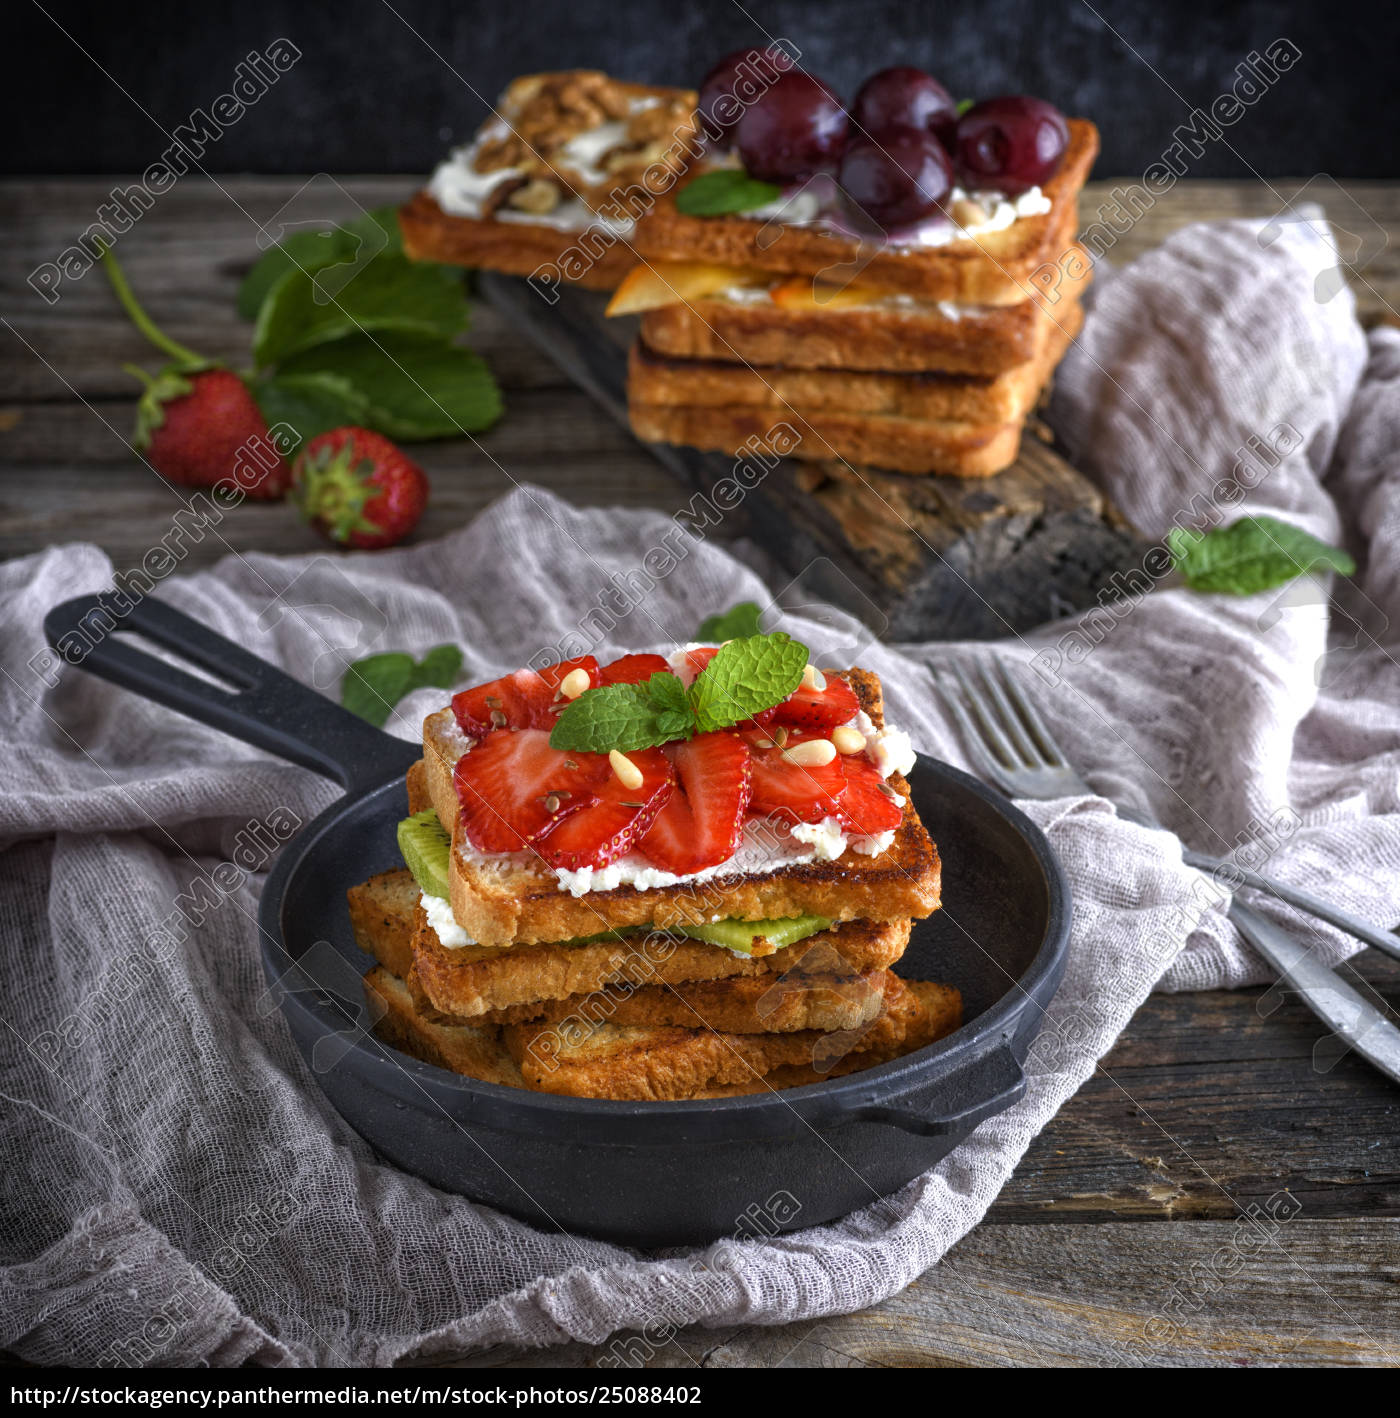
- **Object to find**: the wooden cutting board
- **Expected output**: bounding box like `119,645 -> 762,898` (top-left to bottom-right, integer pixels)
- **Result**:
481,273 -> 1146,640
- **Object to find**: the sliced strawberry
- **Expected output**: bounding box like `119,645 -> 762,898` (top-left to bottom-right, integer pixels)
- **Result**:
639,732 -> 751,874
835,754 -> 904,836
769,675 -> 860,733
452,654 -> 599,737
454,729 -> 603,853
747,733 -> 846,826
536,747 -> 675,870
599,652 -> 670,686
676,645 -> 720,686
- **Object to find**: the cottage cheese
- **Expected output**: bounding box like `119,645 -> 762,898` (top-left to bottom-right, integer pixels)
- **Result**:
421,891 -> 471,947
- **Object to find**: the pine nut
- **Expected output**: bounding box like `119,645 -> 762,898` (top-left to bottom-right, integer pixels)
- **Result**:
783,739 -> 836,767
801,664 -> 827,691
558,667 -> 592,700
831,725 -> 865,755
951,197 -> 987,227
609,749 -> 644,790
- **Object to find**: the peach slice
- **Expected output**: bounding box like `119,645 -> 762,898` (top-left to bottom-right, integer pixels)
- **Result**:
767,277 -> 884,311
605,261 -> 769,316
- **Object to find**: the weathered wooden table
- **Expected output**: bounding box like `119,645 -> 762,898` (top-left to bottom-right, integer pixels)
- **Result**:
4,178 -> 1398,1367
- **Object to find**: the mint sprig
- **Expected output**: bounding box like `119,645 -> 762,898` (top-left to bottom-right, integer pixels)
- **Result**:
342,644 -> 464,727
676,170 -> 782,217
697,600 -> 762,640
550,632 -> 808,752
1167,516 -> 1354,595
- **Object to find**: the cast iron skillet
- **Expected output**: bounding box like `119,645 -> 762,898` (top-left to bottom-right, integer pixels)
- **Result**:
45,592 -> 1071,1248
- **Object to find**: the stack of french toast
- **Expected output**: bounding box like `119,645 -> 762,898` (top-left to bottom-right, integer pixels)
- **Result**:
401,54 -> 1098,478
346,637 -> 957,1101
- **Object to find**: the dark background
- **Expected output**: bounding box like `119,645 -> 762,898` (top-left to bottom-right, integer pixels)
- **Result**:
8,0 -> 1399,177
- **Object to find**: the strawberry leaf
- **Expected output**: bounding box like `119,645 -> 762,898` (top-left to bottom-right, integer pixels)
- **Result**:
275,331 -> 502,439
252,254 -> 469,368
252,372 -> 370,453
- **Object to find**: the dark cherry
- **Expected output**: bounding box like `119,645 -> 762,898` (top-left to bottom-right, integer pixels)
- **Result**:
851,66 -> 957,150
838,125 -> 953,230
696,45 -> 799,149
734,70 -> 849,183
955,95 -> 1069,194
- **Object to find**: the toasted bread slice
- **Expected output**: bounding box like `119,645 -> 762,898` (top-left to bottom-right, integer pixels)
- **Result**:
629,400 -> 1022,478
349,865 -> 908,1026
630,120 -> 1098,304
501,973 -> 961,1100
634,212 -> 1089,376
411,903 -> 912,1019
399,191 -> 636,289
368,963 -> 959,1098
478,968 -> 886,1031
400,70 -> 700,288
347,868 -> 420,979
425,668 -> 939,947
365,966 -> 526,1087
628,300 -> 1080,426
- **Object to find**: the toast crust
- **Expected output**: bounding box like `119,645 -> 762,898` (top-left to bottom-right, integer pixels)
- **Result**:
628,300 -> 1080,426
427,668 -> 940,946
630,120 -> 1098,304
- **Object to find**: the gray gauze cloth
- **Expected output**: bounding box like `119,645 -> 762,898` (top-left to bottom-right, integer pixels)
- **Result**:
3,215 -> 1398,1365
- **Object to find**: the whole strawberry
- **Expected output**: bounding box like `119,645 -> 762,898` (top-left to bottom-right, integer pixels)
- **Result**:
133,366 -> 290,500
101,244 -> 289,499
293,427 -> 428,550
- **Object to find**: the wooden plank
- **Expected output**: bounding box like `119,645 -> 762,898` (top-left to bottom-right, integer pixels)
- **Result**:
432,1221 -> 1400,1368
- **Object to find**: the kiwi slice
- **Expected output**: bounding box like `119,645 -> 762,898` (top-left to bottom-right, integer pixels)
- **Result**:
679,914 -> 831,955
397,810 -> 452,900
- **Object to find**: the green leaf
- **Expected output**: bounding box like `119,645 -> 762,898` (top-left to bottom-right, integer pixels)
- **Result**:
956,97 -> 975,116
252,372 -> 371,452
697,600 -> 763,640
252,254 -> 469,368
341,643 -> 465,727
1167,516 -> 1354,595
675,169 -> 783,217
688,632 -> 807,733
237,206 -> 409,322
276,331 -> 503,440
550,680 -> 685,754
647,671 -> 690,716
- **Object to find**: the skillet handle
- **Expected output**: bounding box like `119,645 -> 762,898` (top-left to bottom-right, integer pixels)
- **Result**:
44,592 -> 421,793
853,1044 -> 1026,1138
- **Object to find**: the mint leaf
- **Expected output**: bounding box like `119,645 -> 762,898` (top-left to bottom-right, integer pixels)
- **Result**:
276,331 -> 502,439
647,671 -> 689,715
252,255 -> 469,368
676,170 -> 782,217
550,681 -> 685,753
252,372 -> 370,452
1167,516 -> 1354,595
413,644 -> 465,689
342,643 -> 464,727
956,97 -> 975,116
688,632 -> 807,733
697,601 -> 763,640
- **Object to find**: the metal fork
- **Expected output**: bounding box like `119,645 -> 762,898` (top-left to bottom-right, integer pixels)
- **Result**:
935,657 -> 1400,1086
